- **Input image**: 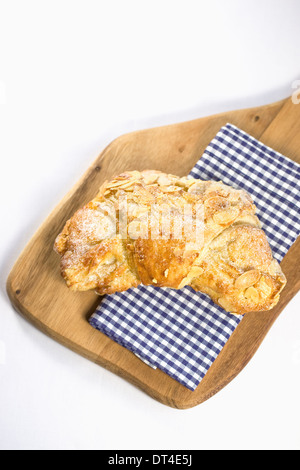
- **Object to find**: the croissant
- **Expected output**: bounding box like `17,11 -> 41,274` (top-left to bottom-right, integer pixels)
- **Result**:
54,170 -> 286,315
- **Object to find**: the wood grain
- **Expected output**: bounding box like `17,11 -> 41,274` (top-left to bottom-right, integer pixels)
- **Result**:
6,96 -> 300,409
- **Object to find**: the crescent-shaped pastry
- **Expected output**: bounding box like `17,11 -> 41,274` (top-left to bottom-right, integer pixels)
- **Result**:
54,170 -> 286,315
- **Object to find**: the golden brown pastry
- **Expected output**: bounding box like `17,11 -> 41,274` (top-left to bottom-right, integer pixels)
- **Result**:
54,170 -> 286,315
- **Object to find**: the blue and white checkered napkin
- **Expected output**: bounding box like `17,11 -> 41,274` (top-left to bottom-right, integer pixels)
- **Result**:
89,123 -> 300,391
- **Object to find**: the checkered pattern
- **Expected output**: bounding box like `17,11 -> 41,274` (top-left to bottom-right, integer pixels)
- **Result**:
190,124 -> 300,262
89,123 -> 300,391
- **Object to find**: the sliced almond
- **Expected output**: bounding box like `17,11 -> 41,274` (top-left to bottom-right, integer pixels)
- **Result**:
177,177 -> 195,188
119,181 -> 139,190
205,188 -> 230,199
160,185 -> 180,193
204,195 -> 227,205
235,269 -> 261,289
107,180 -> 131,189
177,276 -> 190,289
206,181 -> 227,193
189,266 -> 204,278
142,172 -> 159,185
187,181 -> 208,194
218,296 -> 234,312
107,174 -> 139,189
157,175 -> 171,186
97,180 -> 109,197
271,293 -> 280,306
213,207 -> 240,225
117,180 -> 140,190
258,276 -> 273,297
244,286 -> 259,303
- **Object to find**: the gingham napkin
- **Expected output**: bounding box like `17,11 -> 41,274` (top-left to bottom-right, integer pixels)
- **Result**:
89,123 -> 300,391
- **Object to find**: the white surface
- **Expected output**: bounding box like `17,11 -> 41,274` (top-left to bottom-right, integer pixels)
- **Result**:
0,0 -> 299,451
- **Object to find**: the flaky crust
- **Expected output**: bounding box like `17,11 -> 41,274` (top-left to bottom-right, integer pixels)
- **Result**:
54,170 -> 286,315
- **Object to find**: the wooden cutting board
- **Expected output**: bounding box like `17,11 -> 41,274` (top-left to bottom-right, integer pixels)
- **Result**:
6,96 -> 300,409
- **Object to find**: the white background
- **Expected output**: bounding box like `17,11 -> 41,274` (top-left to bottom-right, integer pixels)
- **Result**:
0,0 -> 299,450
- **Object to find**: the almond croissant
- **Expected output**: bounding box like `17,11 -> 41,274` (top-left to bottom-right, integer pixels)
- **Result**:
54,170 -> 286,315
